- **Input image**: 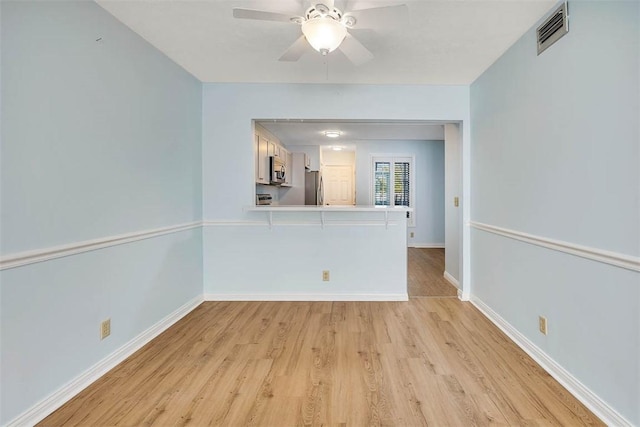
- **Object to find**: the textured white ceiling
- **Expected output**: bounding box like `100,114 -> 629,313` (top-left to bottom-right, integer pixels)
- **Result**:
96,0 -> 556,85
258,120 -> 445,145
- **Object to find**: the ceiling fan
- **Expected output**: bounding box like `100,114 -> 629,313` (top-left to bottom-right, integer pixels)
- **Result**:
232,1 -> 409,66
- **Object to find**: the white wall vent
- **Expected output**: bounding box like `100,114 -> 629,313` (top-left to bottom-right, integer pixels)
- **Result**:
537,3 -> 569,55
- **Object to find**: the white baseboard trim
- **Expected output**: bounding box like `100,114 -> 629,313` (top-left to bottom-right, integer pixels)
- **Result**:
204,293 -> 409,302
470,296 -> 633,427
443,271 -> 459,288
6,295 -> 204,427
409,243 -> 445,248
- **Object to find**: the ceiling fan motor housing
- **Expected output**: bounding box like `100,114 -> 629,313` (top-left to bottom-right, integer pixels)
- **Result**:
304,4 -> 356,28
306,4 -> 343,21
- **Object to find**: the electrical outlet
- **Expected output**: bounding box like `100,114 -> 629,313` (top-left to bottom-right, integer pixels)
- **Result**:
322,270 -> 330,281
101,319 -> 111,340
410,232 -> 414,238
538,316 -> 548,335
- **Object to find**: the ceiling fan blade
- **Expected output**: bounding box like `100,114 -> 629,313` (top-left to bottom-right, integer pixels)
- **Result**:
279,35 -> 310,62
339,33 -> 374,66
345,4 -> 409,30
232,8 -> 298,23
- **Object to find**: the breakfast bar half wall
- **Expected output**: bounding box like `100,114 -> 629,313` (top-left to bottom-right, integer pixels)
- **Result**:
202,206 -> 412,301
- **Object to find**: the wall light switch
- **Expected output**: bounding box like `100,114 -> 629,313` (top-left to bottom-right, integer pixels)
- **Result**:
454,197 -> 459,207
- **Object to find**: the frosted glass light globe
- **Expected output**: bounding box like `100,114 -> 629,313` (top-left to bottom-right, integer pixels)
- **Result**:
301,17 -> 347,54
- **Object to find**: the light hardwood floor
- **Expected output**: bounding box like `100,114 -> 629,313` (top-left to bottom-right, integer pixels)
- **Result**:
41,299 -> 602,426
408,248 -> 458,297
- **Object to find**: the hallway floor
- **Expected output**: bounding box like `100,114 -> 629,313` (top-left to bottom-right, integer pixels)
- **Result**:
407,248 -> 458,297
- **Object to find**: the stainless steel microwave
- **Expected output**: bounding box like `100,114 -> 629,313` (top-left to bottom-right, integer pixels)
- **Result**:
270,156 -> 286,185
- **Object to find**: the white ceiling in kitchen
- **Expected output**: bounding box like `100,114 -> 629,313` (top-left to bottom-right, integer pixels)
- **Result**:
257,120 -> 445,145
96,0 -> 556,85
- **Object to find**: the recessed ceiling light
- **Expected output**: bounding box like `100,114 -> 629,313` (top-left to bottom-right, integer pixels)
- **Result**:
332,146 -> 343,151
324,130 -> 341,138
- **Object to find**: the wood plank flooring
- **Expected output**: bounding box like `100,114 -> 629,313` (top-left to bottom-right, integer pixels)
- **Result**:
40,299 -> 602,426
408,248 -> 458,297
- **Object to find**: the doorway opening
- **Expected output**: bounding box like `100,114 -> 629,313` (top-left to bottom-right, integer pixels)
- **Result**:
254,119 -> 465,299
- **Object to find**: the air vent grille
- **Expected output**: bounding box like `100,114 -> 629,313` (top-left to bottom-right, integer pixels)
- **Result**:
537,3 -> 569,55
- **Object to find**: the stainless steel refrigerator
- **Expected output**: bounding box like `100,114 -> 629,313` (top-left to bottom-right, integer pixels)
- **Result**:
304,171 -> 323,205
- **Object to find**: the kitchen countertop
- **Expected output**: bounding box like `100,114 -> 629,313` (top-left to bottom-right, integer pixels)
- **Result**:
246,205 -> 412,212
245,205 -> 412,228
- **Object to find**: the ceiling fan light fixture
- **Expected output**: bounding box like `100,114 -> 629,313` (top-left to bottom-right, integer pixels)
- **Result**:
302,17 -> 347,54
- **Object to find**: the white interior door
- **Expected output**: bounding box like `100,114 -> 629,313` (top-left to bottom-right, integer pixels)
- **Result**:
323,165 -> 355,206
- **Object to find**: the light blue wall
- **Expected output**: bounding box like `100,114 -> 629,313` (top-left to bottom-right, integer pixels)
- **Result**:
470,1 -> 639,424
201,83 -> 468,296
1,1 -> 203,255
0,231 -> 202,423
0,2 -> 203,424
444,124 -> 462,283
353,140 -> 445,246
472,2 -> 639,256
202,83 -> 469,221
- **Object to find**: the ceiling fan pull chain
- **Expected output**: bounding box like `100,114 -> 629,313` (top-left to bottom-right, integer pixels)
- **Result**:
325,55 -> 329,81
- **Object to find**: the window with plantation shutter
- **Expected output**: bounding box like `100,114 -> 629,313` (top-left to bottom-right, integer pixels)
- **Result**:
374,162 -> 391,206
371,156 -> 415,226
394,162 -> 410,207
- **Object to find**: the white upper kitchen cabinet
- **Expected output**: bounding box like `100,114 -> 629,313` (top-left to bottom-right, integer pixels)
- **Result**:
255,133 -> 270,184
